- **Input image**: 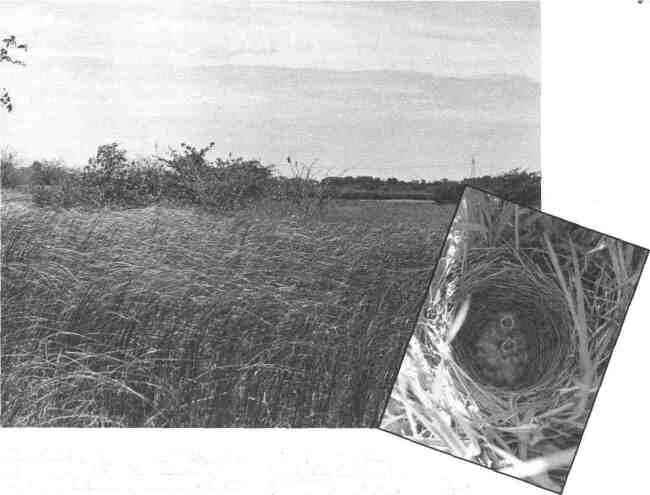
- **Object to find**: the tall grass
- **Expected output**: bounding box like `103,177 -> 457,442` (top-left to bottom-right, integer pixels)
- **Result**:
1,197 -> 455,427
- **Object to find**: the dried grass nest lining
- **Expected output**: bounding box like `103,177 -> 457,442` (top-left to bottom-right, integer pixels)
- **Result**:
449,248 -> 576,401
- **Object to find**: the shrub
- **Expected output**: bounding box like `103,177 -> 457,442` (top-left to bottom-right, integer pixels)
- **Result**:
1,149 -> 19,188
31,173 -> 90,209
30,160 -> 70,187
159,143 -> 275,211
264,157 -> 332,216
81,143 -> 130,203
22,143 -> 327,215
31,145 -> 166,209
121,158 -> 166,206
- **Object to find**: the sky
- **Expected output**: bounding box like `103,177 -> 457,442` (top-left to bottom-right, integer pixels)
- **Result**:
0,1 -> 540,180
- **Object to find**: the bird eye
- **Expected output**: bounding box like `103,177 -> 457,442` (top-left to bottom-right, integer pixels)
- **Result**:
500,337 -> 515,354
501,315 -> 514,329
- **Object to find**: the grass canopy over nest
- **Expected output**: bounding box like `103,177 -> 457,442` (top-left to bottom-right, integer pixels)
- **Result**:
381,186 -> 648,493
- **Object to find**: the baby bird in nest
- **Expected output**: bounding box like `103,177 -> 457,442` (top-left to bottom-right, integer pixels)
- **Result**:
473,311 -> 529,387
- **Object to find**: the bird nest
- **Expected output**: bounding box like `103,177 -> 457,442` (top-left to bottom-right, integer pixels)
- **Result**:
450,248 -> 574,398
414,245 -> 583,440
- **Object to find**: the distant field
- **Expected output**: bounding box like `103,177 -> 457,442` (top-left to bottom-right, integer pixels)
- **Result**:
359,199 -> 441,204
1,191 -> 455,426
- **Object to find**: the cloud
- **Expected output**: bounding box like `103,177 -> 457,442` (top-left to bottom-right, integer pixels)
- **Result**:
5,1 -> 539,79
2,1 -> 540,177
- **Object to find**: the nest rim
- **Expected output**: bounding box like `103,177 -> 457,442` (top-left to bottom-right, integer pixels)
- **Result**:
428,246 -> 578,419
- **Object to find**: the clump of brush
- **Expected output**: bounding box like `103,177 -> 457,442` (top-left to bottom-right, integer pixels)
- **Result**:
382,187 -> 647,493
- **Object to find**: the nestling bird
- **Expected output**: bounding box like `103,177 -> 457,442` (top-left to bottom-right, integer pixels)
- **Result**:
473,311 -> 529,387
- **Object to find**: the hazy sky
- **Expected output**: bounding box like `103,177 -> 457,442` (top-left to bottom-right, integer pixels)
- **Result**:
0,1 -> 540,180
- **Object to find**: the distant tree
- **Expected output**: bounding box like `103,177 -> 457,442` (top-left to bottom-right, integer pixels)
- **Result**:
81,143 -> 131,203
1,35 -> 28,112
88,142 -> 129,177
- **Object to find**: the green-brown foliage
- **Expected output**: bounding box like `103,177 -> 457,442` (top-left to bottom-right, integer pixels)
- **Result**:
159,142 -> 274,210
1,35 -> 28,112
324,169 -> 541,207
1,149 -> 20,188
29,143 -> 331,216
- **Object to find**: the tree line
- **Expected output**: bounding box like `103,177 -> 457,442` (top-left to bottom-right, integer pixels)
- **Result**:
2,144 -> 540,209
323,170 -> 540,207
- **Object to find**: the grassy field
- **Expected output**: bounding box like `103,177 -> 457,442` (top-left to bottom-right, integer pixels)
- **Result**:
1,189 -> 455,427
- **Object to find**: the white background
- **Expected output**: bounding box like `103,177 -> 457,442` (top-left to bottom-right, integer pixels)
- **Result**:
1,1 -> 649,494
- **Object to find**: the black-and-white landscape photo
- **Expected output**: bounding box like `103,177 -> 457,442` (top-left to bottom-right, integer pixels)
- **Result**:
1,1 -> 540,427
380,186 -> 648,492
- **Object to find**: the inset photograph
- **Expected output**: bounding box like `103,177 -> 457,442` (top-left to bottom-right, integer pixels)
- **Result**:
380,186 -> 648,492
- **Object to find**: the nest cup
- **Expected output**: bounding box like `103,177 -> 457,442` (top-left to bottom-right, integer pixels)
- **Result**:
450,250 -> 574,395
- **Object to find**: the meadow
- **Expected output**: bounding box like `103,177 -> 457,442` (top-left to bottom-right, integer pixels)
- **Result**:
1,188 -> 455,427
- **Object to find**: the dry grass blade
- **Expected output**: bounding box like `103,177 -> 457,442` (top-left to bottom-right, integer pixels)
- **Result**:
500,447 -> 576,479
